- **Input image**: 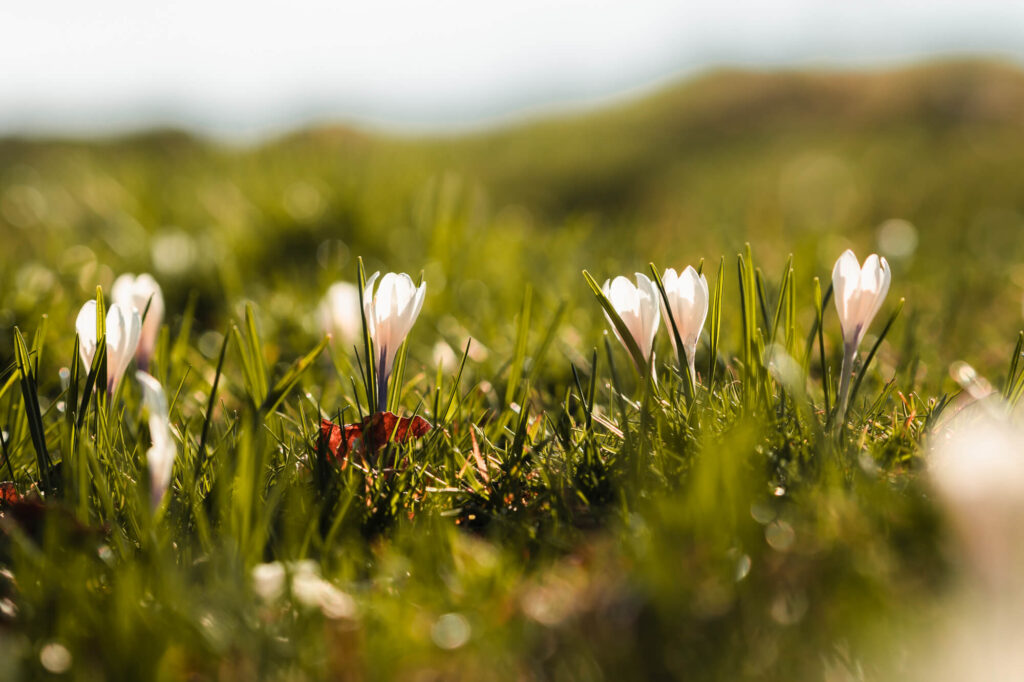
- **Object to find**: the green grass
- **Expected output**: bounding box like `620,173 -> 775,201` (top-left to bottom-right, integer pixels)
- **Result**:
0,60 -> 1019,679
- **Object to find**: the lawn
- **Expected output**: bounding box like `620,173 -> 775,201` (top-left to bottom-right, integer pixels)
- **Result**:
0,60 -> 1022,680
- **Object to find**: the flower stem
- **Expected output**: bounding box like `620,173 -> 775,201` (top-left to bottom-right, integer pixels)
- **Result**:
835,342 -> 856,429
376,346 -> 389,414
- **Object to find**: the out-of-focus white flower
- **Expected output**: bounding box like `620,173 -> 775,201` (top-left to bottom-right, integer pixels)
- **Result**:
432,340 -> 459,373
924,410 -> 1024,681
112,273 -> 164,370
252,562 -> 287,602
363,271 -> 426,405
831,249 -> 891,423
930,412 -> 1024,593
136,371 -> 176,510
602,273 -> 660,372
659,266 -> 709,383
76,300 -> 142,393
832,249 -> 891,353
319,281 -> 362,347
288,557 -> 356,614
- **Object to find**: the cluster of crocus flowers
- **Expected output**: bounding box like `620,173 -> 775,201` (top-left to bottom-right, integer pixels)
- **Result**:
362,272 -> 427,409
601,267 -> 709,385
831,249 -> 891,423
598,250 -> 889,411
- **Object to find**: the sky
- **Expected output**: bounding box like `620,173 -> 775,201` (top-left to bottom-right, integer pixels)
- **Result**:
2,0 -> 1024,139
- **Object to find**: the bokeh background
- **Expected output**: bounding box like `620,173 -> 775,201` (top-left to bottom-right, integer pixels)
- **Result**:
2,1 -> 1024,403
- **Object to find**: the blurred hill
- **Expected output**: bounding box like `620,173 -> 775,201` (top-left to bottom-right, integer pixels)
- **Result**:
2,59 -> 1024,375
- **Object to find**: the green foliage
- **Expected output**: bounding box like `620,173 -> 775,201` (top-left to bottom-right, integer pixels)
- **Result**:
0,61 -> 1017,679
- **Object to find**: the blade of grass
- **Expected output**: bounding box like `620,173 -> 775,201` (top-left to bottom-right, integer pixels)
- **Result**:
259,336 -> 330,416
13,327 -> 52,492
356,257 -> 378,413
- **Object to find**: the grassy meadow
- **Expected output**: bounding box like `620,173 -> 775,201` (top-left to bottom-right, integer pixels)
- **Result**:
0,60 -> 1023,679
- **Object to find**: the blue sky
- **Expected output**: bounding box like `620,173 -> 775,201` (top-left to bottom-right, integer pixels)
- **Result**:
3,0 -> 1024,138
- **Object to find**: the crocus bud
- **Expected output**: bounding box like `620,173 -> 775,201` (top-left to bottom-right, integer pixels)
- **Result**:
659,266 -> 709,382
112,273 -> 164,370
319,281 -> 362,346
831,249 -> 892,426
363,271 -> 427,404
136,371 -> 176,510
831,249 -> 891,353
76,300 -> 142,394
602,273 -> 661,371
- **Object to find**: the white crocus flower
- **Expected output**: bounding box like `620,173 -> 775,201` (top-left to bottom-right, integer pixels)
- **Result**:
318,281 -> 362,346
831,250 -> 891,424
76,300 -> 142,394
112,273 -> 164,370
136,371 -> 176,510
602,273 -> 660,373
659,266 -> 709,385
923,410 -> 1024,680
363,271 -> 426,409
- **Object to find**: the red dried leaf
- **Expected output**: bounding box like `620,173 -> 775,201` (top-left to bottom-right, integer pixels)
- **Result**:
319,412 -> 432,463
0,483 -> 21,506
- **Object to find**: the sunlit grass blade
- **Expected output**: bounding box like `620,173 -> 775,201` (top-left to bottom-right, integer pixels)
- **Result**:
437,340 -> 471,427
813,277 -> 832,418
505,285 -> 532,406
14,327 -> 52,492
195,328 -> 231,478
1003,331 -> 1024,405
768,255 -> 794,348
803,281 -> 833,368
356,257 -> 377,413
260,336 -> 330,416
244,303 -> 269,402
95,286 -> 108,399
708,256 -> 724,388
387,340 -> 409,414
170,290 -> 199,367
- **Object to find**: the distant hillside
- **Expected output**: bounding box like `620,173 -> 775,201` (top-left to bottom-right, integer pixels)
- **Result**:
272,59 -> 1024,217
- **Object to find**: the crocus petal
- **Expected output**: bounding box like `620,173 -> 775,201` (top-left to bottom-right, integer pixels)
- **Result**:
603,276 -> 638,352
858,255 -> 891,343
105,303 -> 142,392
831,249 -> 861,336
659,265 -> 709,367
137,371 -> 176,508
602,273 -> 661,368
634,273 -> 661,361
113,273 -> 165,368
76,300 -> 99,369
